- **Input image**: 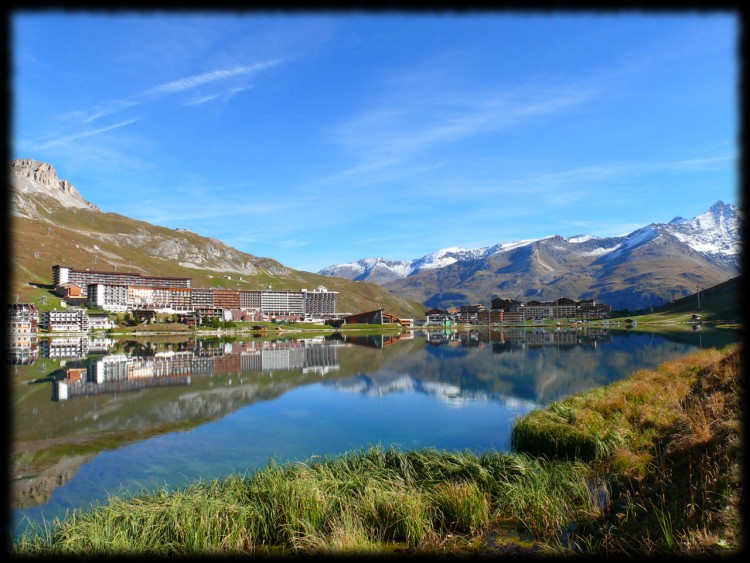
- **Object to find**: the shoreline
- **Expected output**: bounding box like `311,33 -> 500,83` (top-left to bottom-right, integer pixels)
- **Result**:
29,317 -> 734,339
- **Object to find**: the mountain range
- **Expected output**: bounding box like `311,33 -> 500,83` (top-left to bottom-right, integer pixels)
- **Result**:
9,158 -> 741,313
8,159 -> 426,319
319,201 -> 742,311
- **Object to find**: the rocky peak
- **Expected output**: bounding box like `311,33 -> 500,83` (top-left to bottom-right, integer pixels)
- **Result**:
10,158 -> 101,212
13,159 -> 64,189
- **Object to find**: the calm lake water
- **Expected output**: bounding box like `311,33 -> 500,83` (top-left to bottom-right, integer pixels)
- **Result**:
10,327 -> 738,538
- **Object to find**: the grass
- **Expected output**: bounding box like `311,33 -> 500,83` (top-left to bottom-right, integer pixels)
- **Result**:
12,344 -> 742,556
520,344 -> 743,555
511,348 -> 726,470
12,448 -> 594,555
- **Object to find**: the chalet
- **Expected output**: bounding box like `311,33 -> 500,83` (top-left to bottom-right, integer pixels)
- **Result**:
57,282 -> 84,299
343,309 -> 401,325
88,313 -> 115,330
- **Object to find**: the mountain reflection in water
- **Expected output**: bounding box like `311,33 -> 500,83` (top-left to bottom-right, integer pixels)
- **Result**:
11,327 -> 736,534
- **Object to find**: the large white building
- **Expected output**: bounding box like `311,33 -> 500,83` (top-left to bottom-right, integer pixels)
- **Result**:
52,265 -> 339,322
42,308 -> 89,332
87,284 -> 129,312
53,265 -> 191,298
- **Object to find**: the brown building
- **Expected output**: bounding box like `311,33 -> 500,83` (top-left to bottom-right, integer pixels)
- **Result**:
214,289 -> 241,310
343,309 -> 401,325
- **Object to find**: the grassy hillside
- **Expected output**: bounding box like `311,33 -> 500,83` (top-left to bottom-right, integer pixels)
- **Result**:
9,204 -> 426,319
609,275 -> 741,325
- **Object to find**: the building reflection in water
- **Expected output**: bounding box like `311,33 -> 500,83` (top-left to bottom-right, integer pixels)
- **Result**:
423,328 -> 613,350
15,329 -> 619,403
51,337 -> 345,401
7,332 -> 39,365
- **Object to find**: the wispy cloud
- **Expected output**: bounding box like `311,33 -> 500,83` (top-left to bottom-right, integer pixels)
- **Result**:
329,85 -> 594,181
181,94 -> 220,107
80,99 -> 139,124
487,152 -> 736,199
127,190 -> 318,225
32,118 -> 141,150
150,60 -> 282,94
31,58 -> 284,154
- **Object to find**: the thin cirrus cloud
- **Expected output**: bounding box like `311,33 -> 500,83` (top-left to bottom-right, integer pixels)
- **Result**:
32,118 -> 142,150
329,88 -> 594,181
149,60 -> 282,94
76,99 -> 139,124
181,94 -> 221,107
27,59 -> 283,152
129,198 -> 302,225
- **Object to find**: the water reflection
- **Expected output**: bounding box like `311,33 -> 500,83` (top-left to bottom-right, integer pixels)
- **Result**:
327,327 -> 726,407
53,338 -> 343,401
11,327 -> 737,536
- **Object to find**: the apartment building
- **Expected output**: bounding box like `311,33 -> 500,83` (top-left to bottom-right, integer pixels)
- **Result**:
240,290 -> 262,310
7,303 -> 39,333
576,299 -> 613,319
50,265 -> 339,322
191,287 -> 215,309
261,290 -> 305,318
214,289 -> 241,310
53,265 -> 191,298
487,296 -> 611,321
302,287 -> 337,318
88,283 -> 129,312
88,313 -> 115,330
125,286 -> 193,311
42,308 -> 90,332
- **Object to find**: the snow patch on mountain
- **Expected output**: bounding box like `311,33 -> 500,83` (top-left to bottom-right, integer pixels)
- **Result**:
493,238 -> 542,253
319,201 -> 741,285
665,201 -> 739,256
567,235 -> 596,243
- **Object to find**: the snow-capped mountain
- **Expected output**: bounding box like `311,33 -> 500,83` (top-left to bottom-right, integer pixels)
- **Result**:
319,201 -> 741,311
318,245 -> 520,283
664,201 -> 740,259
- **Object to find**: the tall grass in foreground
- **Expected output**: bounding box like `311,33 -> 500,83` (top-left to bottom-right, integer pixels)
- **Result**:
511,347 -> 727,476
513,344 -> 742,555
12,448 -> 594,555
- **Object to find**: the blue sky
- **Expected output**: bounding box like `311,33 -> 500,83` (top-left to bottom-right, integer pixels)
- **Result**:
12,12 -> 738,272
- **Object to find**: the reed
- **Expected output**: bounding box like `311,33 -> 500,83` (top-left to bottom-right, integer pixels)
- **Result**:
558,345 -> 742,555
510,347 -> 728,470
12,446 -> 593,555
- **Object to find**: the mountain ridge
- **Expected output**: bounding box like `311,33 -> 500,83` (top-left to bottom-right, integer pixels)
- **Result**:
319,201 -> 741,310
8,159 -> 426,319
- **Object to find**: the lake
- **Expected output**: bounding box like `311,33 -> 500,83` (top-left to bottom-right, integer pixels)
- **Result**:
9,326 -> 738,538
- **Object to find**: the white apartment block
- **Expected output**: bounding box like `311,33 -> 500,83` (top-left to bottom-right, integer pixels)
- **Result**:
88,283 -> 129,312
53,265 -> 191,298
8,303 -> 39,333
50,264 -> 339,323
260,290 -> 305,316
43,308 -> 89,332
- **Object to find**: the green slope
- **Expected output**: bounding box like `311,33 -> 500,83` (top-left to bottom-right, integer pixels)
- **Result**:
9,194 -> 426,319
611,275 -> 741,325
